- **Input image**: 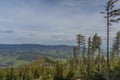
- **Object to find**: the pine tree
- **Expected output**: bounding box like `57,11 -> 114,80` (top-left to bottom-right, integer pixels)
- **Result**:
53,61 -> 64,80
76,34 -> 85,78
73,47 -> 78,65
92,34 -> 102,75
87,37 -> 91,78
115,31 -> 120,56
101,0 -> 120,79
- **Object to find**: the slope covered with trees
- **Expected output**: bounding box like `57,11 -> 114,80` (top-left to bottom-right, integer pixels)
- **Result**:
0,31 -> 120,80
0,44 -> 73,67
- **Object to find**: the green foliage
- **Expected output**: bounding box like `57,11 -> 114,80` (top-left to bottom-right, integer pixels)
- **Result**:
0,52 -> 120,80
65,70 -> 75,80
0,69 -> 7,80
53,61 -> 65,80
0,44 -> 73,67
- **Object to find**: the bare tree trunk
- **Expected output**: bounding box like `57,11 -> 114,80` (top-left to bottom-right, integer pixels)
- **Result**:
83,42 -> 86,63
77,46 -> 80,78
107,3 -> 110,80
73,47 -> 78,65
117,35 -> 119,57
98,47 -> 101,75
87,37 -> 91,78
92,47 -> 95,59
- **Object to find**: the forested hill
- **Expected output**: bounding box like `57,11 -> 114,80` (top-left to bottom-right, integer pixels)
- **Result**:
0,44 -> 73,67
0,44 -> 73,51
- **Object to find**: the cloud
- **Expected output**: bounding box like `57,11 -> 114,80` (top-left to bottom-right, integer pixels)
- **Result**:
0,30 -> 15,33
0,0 -> 119,45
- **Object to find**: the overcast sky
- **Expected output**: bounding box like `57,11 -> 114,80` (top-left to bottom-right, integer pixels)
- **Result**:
0,0 -> 120,45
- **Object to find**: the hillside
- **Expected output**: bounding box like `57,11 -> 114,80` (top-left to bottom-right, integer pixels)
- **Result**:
0,44 -> 73,68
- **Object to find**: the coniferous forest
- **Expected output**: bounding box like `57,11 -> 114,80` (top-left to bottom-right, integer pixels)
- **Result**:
0,0 -> 120,80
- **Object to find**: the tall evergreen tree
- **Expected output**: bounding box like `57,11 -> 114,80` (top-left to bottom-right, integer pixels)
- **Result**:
101,0 -> 120,79
76,34 -> 85,78
115,31 -> 120,56
82,40 -> 86,61
76,34 -> 85,56
93,34 -> 102,75
73,47 -> 78,65
87,37 -> 92,78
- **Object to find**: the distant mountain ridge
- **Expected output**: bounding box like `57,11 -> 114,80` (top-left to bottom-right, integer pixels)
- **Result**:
0,44 -> 74,67
0,44 -> 73,49
0,44 -> 73,55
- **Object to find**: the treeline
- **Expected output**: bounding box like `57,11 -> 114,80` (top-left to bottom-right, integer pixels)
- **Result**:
0,31 -> 120,80
0,53 -> 119,80
0,57 -> 55,80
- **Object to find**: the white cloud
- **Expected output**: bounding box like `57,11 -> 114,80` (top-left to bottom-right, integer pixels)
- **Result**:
0,0 -> 119,45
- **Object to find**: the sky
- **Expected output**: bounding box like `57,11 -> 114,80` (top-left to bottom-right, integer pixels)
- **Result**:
0,0 -> 120,45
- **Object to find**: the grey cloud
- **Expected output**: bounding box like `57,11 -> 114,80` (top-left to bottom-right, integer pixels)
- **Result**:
0,30 -> 15,33
51,34 -> 69,39
0,0 -> 119,45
